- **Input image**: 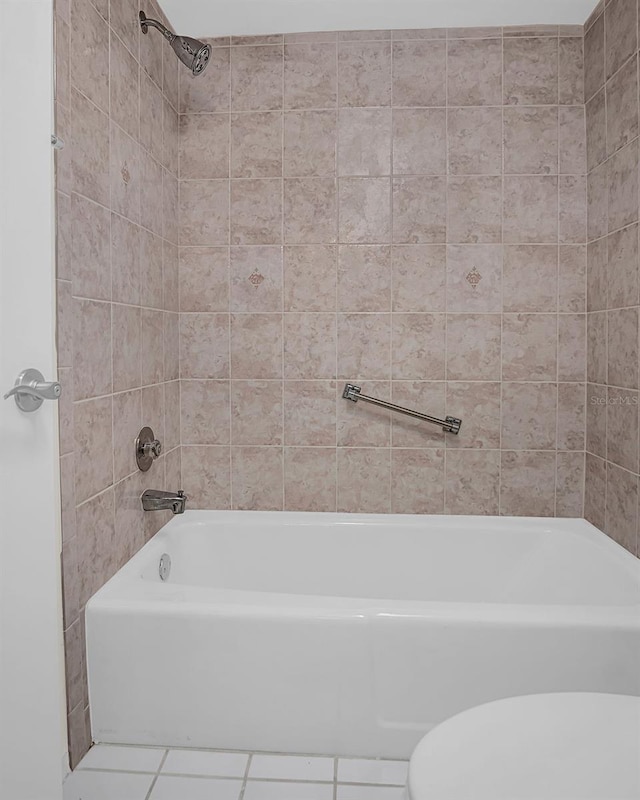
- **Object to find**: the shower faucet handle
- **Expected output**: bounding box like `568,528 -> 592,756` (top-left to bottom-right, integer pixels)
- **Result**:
3,369 -> 62,413
142,439 -> 162,460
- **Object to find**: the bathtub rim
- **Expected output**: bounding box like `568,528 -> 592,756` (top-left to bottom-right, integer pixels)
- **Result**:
86,511 -> 640,628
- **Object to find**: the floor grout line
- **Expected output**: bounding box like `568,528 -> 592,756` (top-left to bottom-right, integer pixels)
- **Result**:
238,753 -> 253,800
143,749 -> 168,800
85,744 -> 408,759
69,749 -> 410,785
77,768 -> 159,775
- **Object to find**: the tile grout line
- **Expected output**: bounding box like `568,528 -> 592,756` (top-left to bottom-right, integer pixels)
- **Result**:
554,34 -> 561,518
107,0 -> 116,640
281,40 -> 286,512
389,36 -> 395,512
239,754 -> 253,800
184,102 -> 584,116
581,47 -> 589,519
602,4 -> 610,534
443,31 -> 450,514
227,48 -> 234,510
335,37 -> 340,512
637,7 -> 640,553
498,30 -> 505,515
143,748 -> 168,800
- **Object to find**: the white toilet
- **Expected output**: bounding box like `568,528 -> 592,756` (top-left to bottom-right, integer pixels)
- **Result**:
407,693 -> 640,799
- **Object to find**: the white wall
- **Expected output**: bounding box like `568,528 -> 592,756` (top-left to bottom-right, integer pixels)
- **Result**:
161,0 -> 597,37
0,0 -> 66,796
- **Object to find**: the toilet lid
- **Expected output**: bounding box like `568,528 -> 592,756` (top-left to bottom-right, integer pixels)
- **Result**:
409,693 -> 640,800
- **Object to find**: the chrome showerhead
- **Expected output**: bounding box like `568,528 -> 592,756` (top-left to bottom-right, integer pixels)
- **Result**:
139,11 -> 211,76
171,35 -> 211,75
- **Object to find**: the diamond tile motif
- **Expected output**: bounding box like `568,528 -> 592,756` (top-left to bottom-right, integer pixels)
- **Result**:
248,270 -> 265,287
465,266 -> 483,288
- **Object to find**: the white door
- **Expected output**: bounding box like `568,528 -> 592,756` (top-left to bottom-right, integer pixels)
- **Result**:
0,1 -> 66,798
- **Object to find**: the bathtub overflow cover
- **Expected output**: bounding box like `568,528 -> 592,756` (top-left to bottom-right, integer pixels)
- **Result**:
159,553 -> 171,582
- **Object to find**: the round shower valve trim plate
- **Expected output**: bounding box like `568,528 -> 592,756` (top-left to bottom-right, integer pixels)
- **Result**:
136,426 -> 162,472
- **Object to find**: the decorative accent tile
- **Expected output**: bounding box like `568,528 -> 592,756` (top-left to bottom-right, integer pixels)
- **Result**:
465,267 -> 482,288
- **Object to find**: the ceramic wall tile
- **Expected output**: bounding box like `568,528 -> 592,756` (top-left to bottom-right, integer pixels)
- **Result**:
230,314 -> 283,378
284,381 -> 337,446
231,381 -> 283,445
606,56 -> 638,156
500,451 -> 556,516
503,37 -> 558,105
182,446 -> 231,509
181,114 -> 230,179
605,0 -> 637,79
503,245 -> 558,312
446,314 -> 501,381
179,248 -> 230,312
284,245 -> 337,311
447,107 -> 502,175
284,111 -> 337,177
337,448 -> 391,513
555,451 -> 585,516
504,107 -> 558,175
231,113 -> 281,179
340,109 -> 392,176
558,37 -> 584,104
70,0 -> 109,113
584,11 -> 605,101
232,447 -> 284,510
445,450 -> 500,515
181,380 -> 231,445
110,34 -> 139,140
284,448 -> 337,512
231,45 -> 284,111
180,313 -> 230,379
393,40 -> 446,106
284,44 -> 337,109
447,39 -> 502,106
338,42 -> 392,107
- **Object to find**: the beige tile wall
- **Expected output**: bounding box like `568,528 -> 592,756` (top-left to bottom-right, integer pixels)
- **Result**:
54,0 -> 181,766
584,0 -> 640,557
54,5 -> 601,769
177,25 -> 587,519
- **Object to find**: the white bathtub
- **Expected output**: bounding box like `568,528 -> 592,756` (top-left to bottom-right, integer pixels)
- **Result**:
86,511 -> 640,758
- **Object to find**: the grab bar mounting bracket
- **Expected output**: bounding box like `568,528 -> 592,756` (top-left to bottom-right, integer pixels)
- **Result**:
343,383 -> 361,402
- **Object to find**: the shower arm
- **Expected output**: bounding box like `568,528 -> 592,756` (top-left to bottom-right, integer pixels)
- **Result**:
139,12 -> 176,44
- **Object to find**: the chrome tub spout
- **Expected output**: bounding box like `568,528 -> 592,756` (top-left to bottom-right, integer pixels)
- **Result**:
141,489 -> 187,515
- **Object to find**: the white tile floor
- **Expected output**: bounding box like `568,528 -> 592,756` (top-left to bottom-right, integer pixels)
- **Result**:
64,745 -> 409,800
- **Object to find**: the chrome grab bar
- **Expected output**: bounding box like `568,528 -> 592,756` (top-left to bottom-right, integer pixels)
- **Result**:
342,383 -> 462,435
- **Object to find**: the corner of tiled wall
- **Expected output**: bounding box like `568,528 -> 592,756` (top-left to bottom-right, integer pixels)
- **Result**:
55,0 -> 181,767
176,24 -> 588,519
584,0 -> 640,557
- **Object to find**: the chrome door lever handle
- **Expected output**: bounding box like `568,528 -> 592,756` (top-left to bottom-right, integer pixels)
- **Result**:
4,369 -> 62,412
4,383 -> 61,400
